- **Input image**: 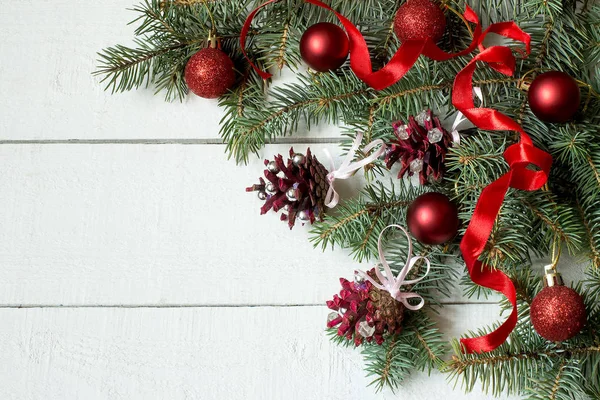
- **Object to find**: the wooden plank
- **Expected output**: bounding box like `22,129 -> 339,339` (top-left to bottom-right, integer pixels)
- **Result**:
0,144 -> 366,306
0,305 -> 519,399
0,1 -> 334,141
0,144 -> 586,306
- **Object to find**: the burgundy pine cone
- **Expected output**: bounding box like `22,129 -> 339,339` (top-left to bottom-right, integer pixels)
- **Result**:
327,269 -> 406,346
246,148 -> 330,229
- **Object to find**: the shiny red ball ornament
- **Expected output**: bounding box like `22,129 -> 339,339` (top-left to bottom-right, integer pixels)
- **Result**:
530,285 -> 586,342
406,192 -> 459,245
394,0 -> 447,43
528,71 -> 581,123
184,47 -> 236,99
300,22 -> 349,72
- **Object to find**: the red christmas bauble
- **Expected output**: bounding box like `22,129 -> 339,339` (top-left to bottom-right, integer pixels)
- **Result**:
406,192 -> 459,245
394,0 -> 446,43
184,47 -> 236,99
527,71 -> 581,123
300,22 -> 349,72
530,285 -> 586,342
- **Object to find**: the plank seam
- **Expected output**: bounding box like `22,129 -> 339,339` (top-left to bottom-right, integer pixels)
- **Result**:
0,138 -> 345,145
0,302 -> 498,308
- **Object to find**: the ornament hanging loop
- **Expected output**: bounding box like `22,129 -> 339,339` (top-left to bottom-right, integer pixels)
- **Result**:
207,33 -> 218,49
444,3 -> 474,36
550,232 -> 562,270
200,0 -> 218,38
356,224 -> 430,311
542,264 -> 564,287
544,233 -> 564,287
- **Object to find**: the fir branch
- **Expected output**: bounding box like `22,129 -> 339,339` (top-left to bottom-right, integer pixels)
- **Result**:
220,71 -> 370,163
310,180 -> 423,261
450,345 -> 600,370
316,199 -> 409,244
362,310 -> 448,392
275,22 -> 290,70
587,155 -> 600,188
95,40 -> 191,97
550,361 -> 567,400
374,82 -> 452,110
377,337 -> 399,390
578,201 -> 600,268
518,191 -> 584,256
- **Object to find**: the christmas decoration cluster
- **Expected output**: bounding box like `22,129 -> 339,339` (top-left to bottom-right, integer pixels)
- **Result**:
97,0 -> 600,397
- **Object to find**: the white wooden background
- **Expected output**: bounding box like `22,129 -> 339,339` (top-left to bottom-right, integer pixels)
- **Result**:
0,2 -> 586,399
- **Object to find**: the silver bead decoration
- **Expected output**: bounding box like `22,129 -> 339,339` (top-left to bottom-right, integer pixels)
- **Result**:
297,209 -> 310,222
257,191 -> 267,200
395,124 -> 409,140
358,320 -> 376,338
265,182 -> 277,194
266,161 -> 280,174
354,273 -> 365,284
292,153 -> 306,166
427,127 -> 444,144
410,158 -> 423,173
286,188 -> 297,201
327,312 -> 339,324
415,110 -> 430,126
338,307 -> 347,315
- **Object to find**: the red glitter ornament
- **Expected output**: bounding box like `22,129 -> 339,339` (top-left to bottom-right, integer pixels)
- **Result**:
184,47 -> 236,99
300,22 -> 349,72
528,71 -> 581,123
530,267 -> 586,342
406,192 -> 459,245
394,0 -> 447,43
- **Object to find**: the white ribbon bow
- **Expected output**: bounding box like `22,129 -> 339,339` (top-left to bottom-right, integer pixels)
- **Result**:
356,224 -> 431,311
324,132 -> 386,208
450,87 -> 483,145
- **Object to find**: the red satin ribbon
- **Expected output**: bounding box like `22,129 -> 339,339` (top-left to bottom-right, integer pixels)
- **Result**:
453,29 -> 552,353
239,0 -> 280,79
240,0 -> 483,89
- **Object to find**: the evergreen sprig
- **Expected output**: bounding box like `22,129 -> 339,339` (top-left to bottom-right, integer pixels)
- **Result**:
362,311 -> 447,392
309,180 -> 425,262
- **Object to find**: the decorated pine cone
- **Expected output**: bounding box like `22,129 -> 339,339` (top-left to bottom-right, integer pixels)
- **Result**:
326,269 -> 406,346
386,109 -> 454,185
246,148 -> 330,229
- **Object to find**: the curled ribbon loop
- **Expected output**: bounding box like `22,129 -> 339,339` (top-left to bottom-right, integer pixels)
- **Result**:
240,0 -> 483,89
356,225 -> 430,311
239,0 -> 280,80
323,132 -> 386,208
453,28 -> 553,353
305,0 -> 482,90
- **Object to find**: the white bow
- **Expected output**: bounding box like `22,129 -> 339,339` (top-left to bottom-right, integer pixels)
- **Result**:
356,224 -> 431,311
323,132 -> 386,208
